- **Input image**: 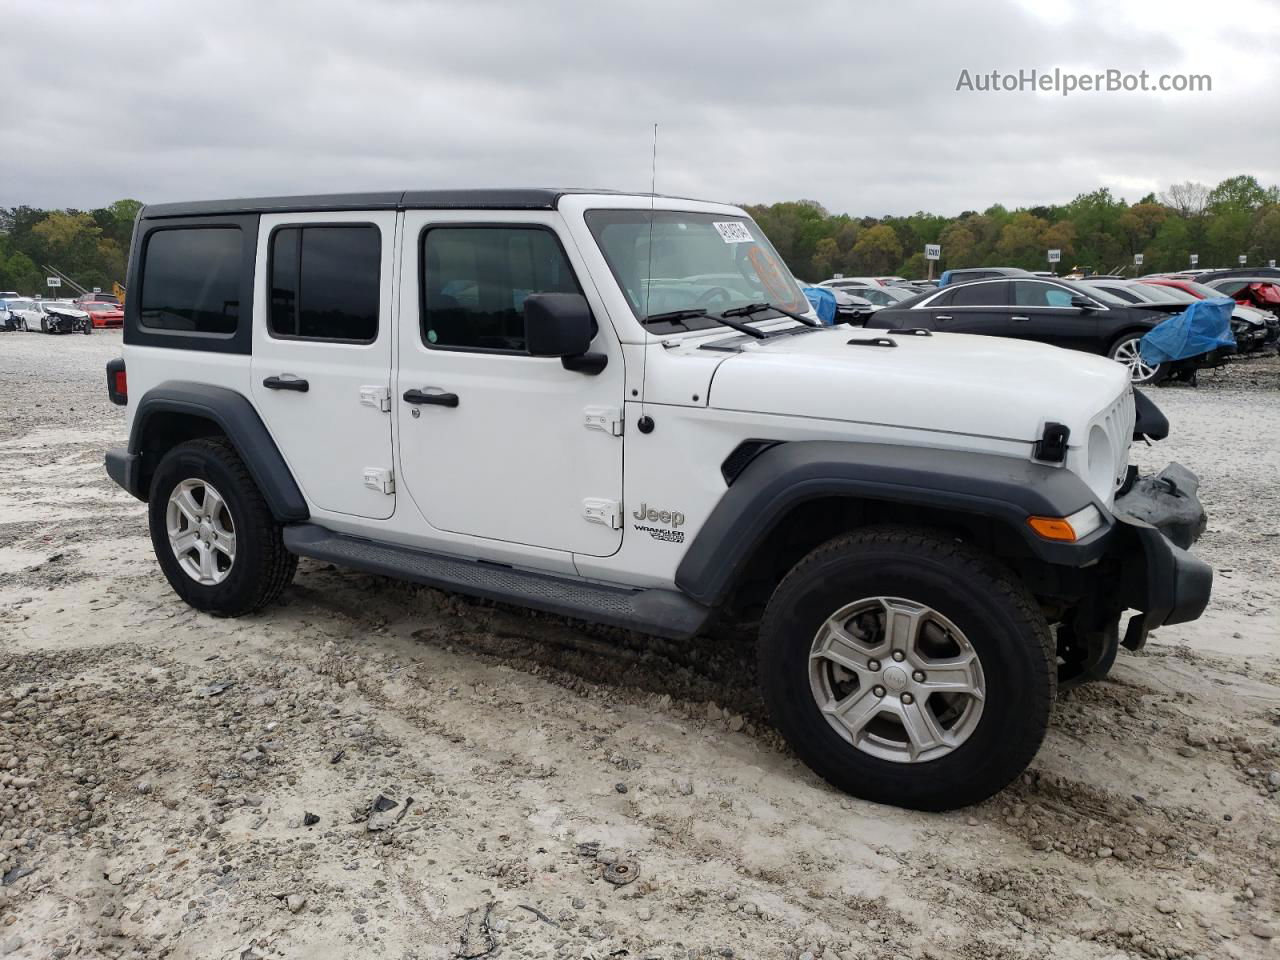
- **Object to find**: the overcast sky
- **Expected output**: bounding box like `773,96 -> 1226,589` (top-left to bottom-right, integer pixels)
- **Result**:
3,0 -> 1277,217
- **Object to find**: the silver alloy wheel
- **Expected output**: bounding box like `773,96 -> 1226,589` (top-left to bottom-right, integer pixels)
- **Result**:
808,597 -> 986,764
1111,337 -> 1160,383
166,478 -> 236,585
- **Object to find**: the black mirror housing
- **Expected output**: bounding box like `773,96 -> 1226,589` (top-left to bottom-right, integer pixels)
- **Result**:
1070,294 -> 1096,310
524,293 -> 594,357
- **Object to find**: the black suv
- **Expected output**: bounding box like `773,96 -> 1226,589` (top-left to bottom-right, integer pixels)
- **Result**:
867,276 -> 1228,384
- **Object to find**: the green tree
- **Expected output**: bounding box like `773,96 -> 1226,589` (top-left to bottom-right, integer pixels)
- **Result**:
849,225 -> 902,275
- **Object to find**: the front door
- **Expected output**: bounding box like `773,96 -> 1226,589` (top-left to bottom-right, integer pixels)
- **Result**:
251,211 -> 398,519
1009,280 -> 1100,350
395,211 -> 625,557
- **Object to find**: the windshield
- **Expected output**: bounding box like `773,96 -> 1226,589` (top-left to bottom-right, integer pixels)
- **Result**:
585,210 -> 809,331
1073,284 -> 1126,306
1134,282 -> 1196,303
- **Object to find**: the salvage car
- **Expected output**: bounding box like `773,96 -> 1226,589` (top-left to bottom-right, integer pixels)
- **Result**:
33,300 -> 92,334
82,301 -> 124,328
1078,277 -> 1276,354
1,298 -> 41,332
104,188 -> 1212,811
867,276 -> 1228,383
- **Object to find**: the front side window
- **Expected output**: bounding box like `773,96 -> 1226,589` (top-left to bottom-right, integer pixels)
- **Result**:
1012,281 -> 1070,307
420,226 -> 581,352
269,225 -> 380,342
140,228 -> 242,334
585,210 -> 809,333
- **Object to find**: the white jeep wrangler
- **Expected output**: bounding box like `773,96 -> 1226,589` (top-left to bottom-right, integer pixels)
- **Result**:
104,189 -> 1211,810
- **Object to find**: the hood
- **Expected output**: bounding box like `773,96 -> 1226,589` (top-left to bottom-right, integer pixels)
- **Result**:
706,326 -> 1130,446
46,305 -> 87,317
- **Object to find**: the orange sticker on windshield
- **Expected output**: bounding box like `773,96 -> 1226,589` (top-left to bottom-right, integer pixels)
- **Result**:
748,246 -> 794,306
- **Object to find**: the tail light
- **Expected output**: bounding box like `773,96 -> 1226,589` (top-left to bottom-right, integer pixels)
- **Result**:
106,358 -> 127,405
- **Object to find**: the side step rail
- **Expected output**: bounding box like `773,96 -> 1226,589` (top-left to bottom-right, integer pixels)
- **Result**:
282,524 -> 711,640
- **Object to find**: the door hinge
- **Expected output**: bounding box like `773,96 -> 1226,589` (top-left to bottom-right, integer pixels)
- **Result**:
584,406 -> 623,437
583,498 -> 622,529
363,467 -> 395,495
360,385 -> 392,413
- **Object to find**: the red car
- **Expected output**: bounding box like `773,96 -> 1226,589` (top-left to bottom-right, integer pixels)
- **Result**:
82,301 -> 124,328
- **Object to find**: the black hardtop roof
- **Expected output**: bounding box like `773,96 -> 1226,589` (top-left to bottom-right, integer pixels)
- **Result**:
140,188 -> 708,220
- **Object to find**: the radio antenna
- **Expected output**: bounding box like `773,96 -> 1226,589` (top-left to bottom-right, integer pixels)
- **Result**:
639,123 -> 657,417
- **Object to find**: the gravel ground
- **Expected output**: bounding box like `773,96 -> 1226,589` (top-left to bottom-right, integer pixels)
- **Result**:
0,330 -> 1278,960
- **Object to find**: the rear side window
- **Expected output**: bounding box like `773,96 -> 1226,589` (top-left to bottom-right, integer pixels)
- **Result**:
949,281 -> 1008,306
140,228 -> 242,334
420,226 -> 581,352
269,225 -> 380,342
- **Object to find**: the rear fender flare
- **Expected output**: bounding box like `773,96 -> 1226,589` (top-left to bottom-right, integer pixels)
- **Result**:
127,382 -> 308,522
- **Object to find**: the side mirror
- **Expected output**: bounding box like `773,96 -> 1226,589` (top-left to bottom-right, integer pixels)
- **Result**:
1070,295 -> 1097,310
523,293 -> 607,375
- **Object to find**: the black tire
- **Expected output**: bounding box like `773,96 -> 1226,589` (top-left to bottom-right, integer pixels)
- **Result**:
39,318 -> 47,334
81,321 -> 92,335
148,438 -> 297,617
758,527 -> 1055,811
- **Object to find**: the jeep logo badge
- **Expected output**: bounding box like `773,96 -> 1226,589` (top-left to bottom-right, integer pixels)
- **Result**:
633,503 -> 684,528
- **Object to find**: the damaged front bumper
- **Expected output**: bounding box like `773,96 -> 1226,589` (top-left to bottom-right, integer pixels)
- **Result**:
1109,463 -> 1213,650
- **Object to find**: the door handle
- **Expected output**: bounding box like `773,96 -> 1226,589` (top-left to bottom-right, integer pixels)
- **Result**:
403,388 -> 459,408
935,314 -> 952,321
263,375 -> 309,392
1012,315 -> 1031,322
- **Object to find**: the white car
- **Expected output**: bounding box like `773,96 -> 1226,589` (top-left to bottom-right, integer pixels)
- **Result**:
103,188 -> 1211,812
31,300 -> 92,335
1,298 -> 41,332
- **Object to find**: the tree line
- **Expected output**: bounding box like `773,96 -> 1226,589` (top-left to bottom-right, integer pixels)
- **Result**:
1,175 -> 1276,294
744,174 -> 1280,281
0,200 -> 141,295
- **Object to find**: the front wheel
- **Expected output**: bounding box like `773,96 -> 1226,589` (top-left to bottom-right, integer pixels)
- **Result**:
81,320 -> 92,335
758,528 -> 1055,811
148,438 -> 297,617
1109,334 -> 1163,384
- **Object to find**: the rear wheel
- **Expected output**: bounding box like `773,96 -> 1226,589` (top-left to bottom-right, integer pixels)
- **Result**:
148,438 -> 297,616
1109,335 -> 1163,384
758,528 -> 1055,811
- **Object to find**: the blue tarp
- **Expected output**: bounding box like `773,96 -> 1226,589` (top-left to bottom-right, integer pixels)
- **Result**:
801,285 -> 838,325
1140,297 -> 1236,365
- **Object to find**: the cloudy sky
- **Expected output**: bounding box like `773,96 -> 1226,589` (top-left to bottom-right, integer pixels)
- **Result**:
3,0 -> 1277,216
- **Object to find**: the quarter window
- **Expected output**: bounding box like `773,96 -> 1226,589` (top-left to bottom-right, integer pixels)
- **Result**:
420,226 -> 581,352
268,225 -> 380,342
140,228 -> 243,334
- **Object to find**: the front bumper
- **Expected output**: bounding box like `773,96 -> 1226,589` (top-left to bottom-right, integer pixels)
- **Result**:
1109,462 -> 1212,648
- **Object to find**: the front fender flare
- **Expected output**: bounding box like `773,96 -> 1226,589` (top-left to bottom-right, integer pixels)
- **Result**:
675,441 -> 1108,607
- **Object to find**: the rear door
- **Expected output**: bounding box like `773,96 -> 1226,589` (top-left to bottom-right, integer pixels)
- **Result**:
926,280 -> 1010,334
251,212 -> 398,520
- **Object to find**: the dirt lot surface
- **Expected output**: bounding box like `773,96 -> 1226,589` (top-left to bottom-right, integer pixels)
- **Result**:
0,331 -> 1278,960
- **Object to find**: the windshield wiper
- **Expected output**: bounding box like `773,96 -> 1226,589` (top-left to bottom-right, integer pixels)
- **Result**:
720,301 -> 820,327
643,307 -> 766,339
642,308 -> 710,324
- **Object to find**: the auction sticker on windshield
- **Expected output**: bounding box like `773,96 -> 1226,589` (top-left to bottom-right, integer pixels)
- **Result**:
713,221 -> 754,243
